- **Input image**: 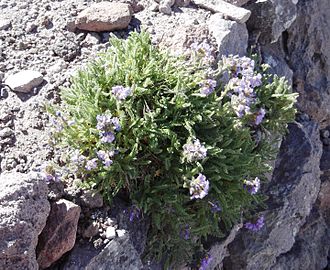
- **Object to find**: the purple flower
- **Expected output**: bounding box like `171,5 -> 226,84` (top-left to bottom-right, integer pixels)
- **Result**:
85,158 -> 98,171
209,201 -> 222,213
180,224 -> 190,240
199,255 -> 212,270
71,150 -> 86,165
103,158 -> 113,167
39,162 -> 61,183
249,73 -> 262,88
191,40 -> 214,62
111,117 -> 121,131
100,132 -> 115,143
183,139 -> 207,162
96,114 -> 113,131
127,205 -> 141,222
112,85 -> 132,100
243,177 -> 260,195
245,216 -> 264,232
200,79 -> 217,96
189,173 -> 209,200
67,119 -> 75,126
255,108 -> 266,125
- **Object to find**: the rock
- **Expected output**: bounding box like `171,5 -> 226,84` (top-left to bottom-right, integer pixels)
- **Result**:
0,18 -> 11,30
193,0 -> 251,24
5,70 -> 43,93
0,127 -> 14,138
75,2 -> 133,32
244,0 -> 298,44
159,0 -> 175,15
116,229 -> 126,238
175,0 -> 191,7
80,190 -> 103,209
105,226 -> 116,240
85,234 -> 143,270
224,120 -> 323,269
48,60 -> 68,74
285,0 -> 330,128
0,172 -> 50,270
83,222 -> 99,239
208,14 -> 248,57
60,241 -> 101,270
81,33 -> 101,47
261,42 -> 294,86
223,0 -> 250,7
36,199 -> 81,269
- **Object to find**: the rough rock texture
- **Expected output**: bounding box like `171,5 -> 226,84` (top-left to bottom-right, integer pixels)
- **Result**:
5,70 -> 44,93
0,172 -> 50,270
245,0 -> 299,44
85,234 -> 144,270
193,0 -> 251,23
223,0 -> 250,7
286,0 -> 330,128
37,199 -> 81,269
75,2 -> 133,32
208,14 -> 248,57
224,120 -> 323,270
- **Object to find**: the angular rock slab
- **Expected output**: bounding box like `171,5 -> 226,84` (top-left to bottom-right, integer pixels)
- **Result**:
85,234 -> 143,270
37,199 -> 81,269
223,0 -> 250,7
5,70 -> 43,93
193,0 -> 251,23
245,0 -> 298,44
224,120 -> 322,270
0,172 -> 50,270
75,2 -> 133,32
208,14 -> 248,57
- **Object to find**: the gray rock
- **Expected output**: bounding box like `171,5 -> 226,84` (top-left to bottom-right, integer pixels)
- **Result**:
0,127 -> 14,138
208,14 -> 248,57
37,199 -> 81,269
224,120 -> 323,270
159,0 -> 175,15
0,18 -> 11,30
85,234 -> 143,270
0,172 -> 50,270
193,0 -> 251,23
5,70 -> 43,93
285,0 -> 330,128
223,0 -> 250,7
245,0 -> 298,44
105,226 -> 116,240
75,2 -> 133,32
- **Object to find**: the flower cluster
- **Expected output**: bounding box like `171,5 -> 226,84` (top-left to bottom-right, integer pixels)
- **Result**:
97,150 -> 115,168
39,162 -> 61,183
209,201 -> 222,213
96,114 -> 121,143
189,173 -> 209,200
183,139 -> 207,162
245,215 -> 265,232
199,79 -> 217,96
243,177 -> 261,195
223,55 -> 266,125
111,85 -> 132,100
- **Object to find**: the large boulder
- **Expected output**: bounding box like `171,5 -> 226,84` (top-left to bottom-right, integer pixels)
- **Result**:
224,120 -> 323,269
75,2 -> 133,32
244,0 -> 299,44
37,199 -> 81,269
0,172 -> 50,270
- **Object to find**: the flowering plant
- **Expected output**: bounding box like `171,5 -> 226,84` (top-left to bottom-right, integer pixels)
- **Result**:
48,31 -> 297,267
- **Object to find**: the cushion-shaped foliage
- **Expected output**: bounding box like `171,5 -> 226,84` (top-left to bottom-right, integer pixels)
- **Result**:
48,31 -> 297,267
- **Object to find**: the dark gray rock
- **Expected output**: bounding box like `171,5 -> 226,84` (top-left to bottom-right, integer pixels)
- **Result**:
0,172 -> 50,270
85,234 -> 143,270
245,0 -> 298,44
286,0 -> 330,128
224,120 -> 323,270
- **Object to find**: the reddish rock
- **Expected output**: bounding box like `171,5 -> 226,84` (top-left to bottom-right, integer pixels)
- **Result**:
75,2 -> 133,32
37,199 -> 81,269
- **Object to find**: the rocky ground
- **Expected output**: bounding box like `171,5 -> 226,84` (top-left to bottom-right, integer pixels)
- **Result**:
0,0 -> 329,269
